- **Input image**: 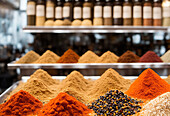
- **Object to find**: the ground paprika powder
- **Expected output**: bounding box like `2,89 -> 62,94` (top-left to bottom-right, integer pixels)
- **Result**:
57,49 -> 80,63
125,68 -> 170,100
38,92 -> 92,116
0,90 -> 43,116
139,51 -> 163,62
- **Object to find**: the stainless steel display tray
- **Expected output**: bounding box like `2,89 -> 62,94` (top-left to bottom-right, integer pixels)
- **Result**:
8,62 -> 170,69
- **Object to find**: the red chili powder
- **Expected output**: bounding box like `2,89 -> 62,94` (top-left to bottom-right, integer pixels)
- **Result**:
118,50 -> 140,63
0,90 -> 43,116
125,68 -> 170,100
38,92 -> 92,116
57,49 -> 80,63
139,51 -> 163,62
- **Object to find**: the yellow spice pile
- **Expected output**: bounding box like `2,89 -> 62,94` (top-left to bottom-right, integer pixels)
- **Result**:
165,75 -> 170,84
78,50 -> 99,63
15,51 -> 40,64
96,51 -> 119,63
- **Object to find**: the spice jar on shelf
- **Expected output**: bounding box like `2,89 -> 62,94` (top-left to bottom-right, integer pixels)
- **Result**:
162,0 -> 170,26
143,0 -> 153,26
113,0 -> 123,25
133,0 -> 142,26
82,0 -> 93,26
123,0 -> 132,25
27,0 -> 36,26
46,0 -> 55,20
93,0 -> 103,25
72,0 -> 83,26
54,0 -> 63,26
103,0 -> 113,25
36,0 -> 46,26
153,0 -> 162,26
63,0 -> 73,25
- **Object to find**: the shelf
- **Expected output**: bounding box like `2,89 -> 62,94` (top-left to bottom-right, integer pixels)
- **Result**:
23,26 -> 170,33
8,63 -> 170,69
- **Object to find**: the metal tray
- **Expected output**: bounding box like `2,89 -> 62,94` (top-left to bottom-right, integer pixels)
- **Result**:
8,62 -> 170,69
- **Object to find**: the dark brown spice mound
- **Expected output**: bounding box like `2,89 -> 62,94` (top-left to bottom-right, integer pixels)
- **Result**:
118,50 -> 140,63
57,49 -> 80,63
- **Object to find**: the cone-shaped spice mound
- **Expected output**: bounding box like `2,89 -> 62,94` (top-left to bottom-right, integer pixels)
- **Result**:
15,50 -> 40,63
96,51 -> 119,63
78,50 -> 99,63
161,50 -> 170,62
38,92 -> 92,116
0,90 -> 43,116
125,68 -> 170,100
118,50 -> 140,63
88,68 -> 132,102
57,71 -> 89,103
34,50 -> 60,63
57,49 -> 80,63
139,51 -> 163,62
165,75 -> 170,84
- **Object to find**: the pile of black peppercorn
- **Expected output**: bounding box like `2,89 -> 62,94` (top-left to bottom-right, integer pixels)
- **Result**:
88,90 -> 142,116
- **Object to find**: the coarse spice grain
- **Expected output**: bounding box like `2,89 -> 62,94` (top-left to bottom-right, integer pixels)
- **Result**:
139,51 -> 163,62
96,51 -> 119,63
88,68 -> 132,102
118,50 -> 140,63
89,90 -> 142,116
139,92 -> 170,116
38,92 -> 92,116
34,50 -> 60,63
57,49 -> 80,63
0,90 -> 43,116
125,68 -> 170,100
78,50 -> 99,63
161,50 -> 170,63
15,50 -> 40,64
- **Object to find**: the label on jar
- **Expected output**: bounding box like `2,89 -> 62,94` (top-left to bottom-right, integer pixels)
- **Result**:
55,7 -> 62,19
63,6 -> 70,17
133,6 -> 142,18
113,6 -> 122,18
83,7 -> 91,19
123,6 -> 132,18
27,3 -> 35,15
143,6 -> 152,19
94,6 -> 102,18
163,7 -> 170,18
36,5 -> 45,17
153,7 -> 161,19
46,7 -> 54,18
103,6 -> 112,18
74,7 -> 82,19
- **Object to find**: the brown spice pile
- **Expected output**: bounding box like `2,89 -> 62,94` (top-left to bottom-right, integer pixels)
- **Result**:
57,49 -> 80,63
9,69 -> 58,103
88,68 -> 132,102
165,75 -> 170,84
118,50 -> 140,63
56,71 -> 89,103
78,50 -> 99,63
161,50 -> 170,62
96,51 -> 119,63
15,50 -> 40,64
34,50 -> 60,63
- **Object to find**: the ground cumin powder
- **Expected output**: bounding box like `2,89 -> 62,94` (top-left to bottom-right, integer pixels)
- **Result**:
118,50 -> 140,63
57,49 -> 80,63
34,50 -> 60,63
161,50 -> 170,63
78,50 -> 99,63
165,75 -> 170,84
88,68 -> 132,103
96,51 -> 119,63
15,50 -> 40,64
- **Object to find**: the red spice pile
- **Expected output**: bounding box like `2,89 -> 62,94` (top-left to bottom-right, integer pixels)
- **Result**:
57,49 -> 80,63
118,50 -> 140,63
0,90 -> 43,116
139,51 -> 163,62
125,68 -> 170,100
38,92 -> 92,116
